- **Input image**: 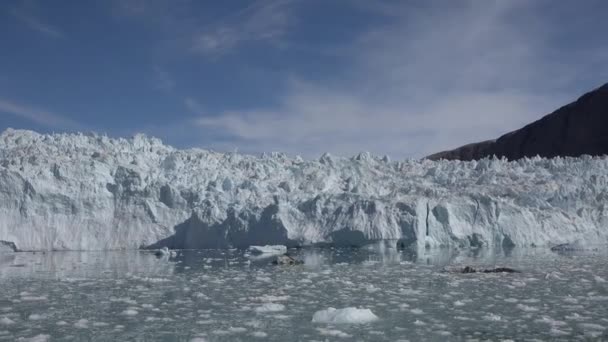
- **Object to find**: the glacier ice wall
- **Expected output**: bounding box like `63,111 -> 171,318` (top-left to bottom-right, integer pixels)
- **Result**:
0,129 -> 607,251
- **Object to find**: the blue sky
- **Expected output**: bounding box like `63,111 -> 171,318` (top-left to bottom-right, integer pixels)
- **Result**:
1,0 -> 608,158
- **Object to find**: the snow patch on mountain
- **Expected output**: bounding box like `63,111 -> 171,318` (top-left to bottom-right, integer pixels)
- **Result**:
0,129 -> 607,251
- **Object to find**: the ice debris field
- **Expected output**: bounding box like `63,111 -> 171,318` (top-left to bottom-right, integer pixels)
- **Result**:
0,128 -> 607,251
1,248 -> 608,341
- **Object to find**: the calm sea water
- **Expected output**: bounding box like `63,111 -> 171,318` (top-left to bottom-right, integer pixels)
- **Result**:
1,246 -> 607,341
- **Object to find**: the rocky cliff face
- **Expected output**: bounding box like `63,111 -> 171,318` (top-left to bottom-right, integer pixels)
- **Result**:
427,83 -> 608,161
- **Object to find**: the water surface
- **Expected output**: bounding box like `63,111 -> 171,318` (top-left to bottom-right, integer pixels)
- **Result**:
1,247 -> 607,341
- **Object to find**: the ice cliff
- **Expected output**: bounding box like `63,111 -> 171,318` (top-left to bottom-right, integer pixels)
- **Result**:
0,129 -> 607,251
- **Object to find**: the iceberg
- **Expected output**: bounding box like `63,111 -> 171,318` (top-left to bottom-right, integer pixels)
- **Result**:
0,129 -> 607,251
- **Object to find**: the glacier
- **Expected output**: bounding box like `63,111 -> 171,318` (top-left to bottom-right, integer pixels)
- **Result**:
0,128 -> 607,252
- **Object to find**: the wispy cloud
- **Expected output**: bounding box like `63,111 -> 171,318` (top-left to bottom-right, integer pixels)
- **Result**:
10,6 -> 65,39
115,0 -> 148,16
153,66 -> 175,91
114,0 -> 607,158
195,83 -> 555,157
193,0 -> 608,158
114,0 -> 295,57
191,0 -> 294,56
0,99 -> 82,130
183,97 -> 205,115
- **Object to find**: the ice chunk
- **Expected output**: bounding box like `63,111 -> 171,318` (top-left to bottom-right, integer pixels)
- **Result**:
121,309 -> 139,316
254,303 -> 285,313
316,327 -> 352,338
74,319 -> 89,328
312,307 -> 379,324
248,245 -> 287,255
255,303 -> 285,313
0,317 -> 15,325
251,295 -> 290,302
16,335 -> 50,342
483,313 -> 501,321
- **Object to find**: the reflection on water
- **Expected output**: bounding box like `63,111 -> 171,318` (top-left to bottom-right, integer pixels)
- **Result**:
0,247 -> 607,341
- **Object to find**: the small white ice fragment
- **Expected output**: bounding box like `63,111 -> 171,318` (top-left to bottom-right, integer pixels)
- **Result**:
189,338 -> 207,342
312,307 -> 379,324
74,319 -> 89,328
410,308 -> 424,315
516,304 -> 539,312
483,313 -> 501,321
0,317 -> 15,325
255,303 -> 285,313
316,327 -> 352,338
122,309 -> 139,316
16,334 -> 50,342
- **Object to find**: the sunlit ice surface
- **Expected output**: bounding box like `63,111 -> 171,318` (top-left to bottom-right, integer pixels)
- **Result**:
1,247 -> 607,341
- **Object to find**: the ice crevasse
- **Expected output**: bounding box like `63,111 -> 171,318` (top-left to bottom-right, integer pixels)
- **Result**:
0,129 -> 607,251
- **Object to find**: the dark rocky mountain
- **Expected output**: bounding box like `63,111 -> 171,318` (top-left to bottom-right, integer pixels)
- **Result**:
426,83 -> 608,161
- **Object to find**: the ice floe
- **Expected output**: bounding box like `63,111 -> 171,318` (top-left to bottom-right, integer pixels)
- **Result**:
248,245 -> 287,255
312,307 -> 379,324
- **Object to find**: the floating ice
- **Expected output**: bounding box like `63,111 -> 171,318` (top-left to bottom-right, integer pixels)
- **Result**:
121,309 -> 138,316
516,304 -> 539,312
189,338 -> 207,342
410,308 -> 424,315
74,319 -> 89,328
312,307 -> 379,324
251,295 -> 290,302
1,129 -> 608,251
254,303 -> 285,313
0,317 -> 15,325
483,313 -> 502,321
16,334 -> 50,342
316,327 -> 352,338
248,245 -> 287,255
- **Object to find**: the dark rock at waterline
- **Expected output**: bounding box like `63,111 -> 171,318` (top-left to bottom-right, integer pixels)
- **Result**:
550,242 -> 585,252
154,247 -> 177,258
154,247 -> 169,257
427,83 -> 608,161
272,254 -> 303,265
0,240 -> 18,253
549,240 -> 600,252
461,266 -> 520,274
